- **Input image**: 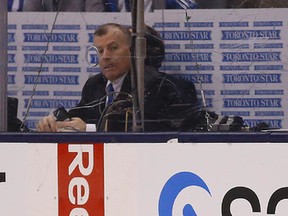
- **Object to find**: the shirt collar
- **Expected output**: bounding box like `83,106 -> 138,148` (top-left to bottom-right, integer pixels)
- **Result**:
106,73 -> 128,96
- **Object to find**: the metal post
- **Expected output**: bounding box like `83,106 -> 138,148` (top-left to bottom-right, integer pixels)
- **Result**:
135,0 -> 145,131
0,0 -> 8,132
130,0 -> 145,132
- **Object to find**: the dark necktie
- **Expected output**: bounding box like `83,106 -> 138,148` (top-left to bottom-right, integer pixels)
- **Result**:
106,83 -> 115,106
105,0 -> 118,12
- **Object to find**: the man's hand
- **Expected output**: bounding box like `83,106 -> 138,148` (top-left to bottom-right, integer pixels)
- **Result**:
36,115 -> 58,132
36,116 -> 86,132
55,117 -> 86,132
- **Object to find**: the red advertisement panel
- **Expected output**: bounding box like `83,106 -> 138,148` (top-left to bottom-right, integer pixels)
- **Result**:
58,143 -> 104,216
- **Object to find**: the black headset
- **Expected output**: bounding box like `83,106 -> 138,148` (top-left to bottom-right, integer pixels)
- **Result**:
144,26 -> 165,69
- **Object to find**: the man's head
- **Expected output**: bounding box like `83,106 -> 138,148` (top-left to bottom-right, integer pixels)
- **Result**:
93,23 -> 131,81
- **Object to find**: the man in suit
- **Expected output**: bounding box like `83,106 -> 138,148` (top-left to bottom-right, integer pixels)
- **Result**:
36,23 -> 200,132
23,0 -> 104,12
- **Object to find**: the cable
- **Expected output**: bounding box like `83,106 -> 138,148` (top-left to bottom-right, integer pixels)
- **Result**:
52,90 -> 133,132
97,91 -> 133,129
155,74 -> 182,98
176,1 -> 213,131
97,94 -> 133,132
20,0 -> 64,131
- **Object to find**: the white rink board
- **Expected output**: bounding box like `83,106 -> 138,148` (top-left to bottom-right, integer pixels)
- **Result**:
1,141 -> 288,215
104,142 -> 288,216
0,143 -> 58,216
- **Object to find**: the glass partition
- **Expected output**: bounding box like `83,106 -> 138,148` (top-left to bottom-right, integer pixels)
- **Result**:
5,0 -> 288,132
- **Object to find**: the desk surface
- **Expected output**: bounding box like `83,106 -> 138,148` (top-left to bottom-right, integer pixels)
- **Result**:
0,131 -> 288,143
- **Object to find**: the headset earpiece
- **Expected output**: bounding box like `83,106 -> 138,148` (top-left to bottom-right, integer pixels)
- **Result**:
144,26 -> 165,69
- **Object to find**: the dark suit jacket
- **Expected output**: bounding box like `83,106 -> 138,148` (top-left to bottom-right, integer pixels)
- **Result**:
68,66 -> 200,132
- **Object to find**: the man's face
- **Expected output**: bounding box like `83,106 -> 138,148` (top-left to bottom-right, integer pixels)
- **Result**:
93,26 -> 131,81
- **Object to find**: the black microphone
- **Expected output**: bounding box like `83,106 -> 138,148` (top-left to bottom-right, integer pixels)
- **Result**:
53,106 -> 71,121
